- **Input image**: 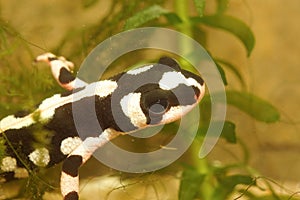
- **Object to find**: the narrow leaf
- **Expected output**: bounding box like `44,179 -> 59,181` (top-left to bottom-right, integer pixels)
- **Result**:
213,175 -> 254,199
179,168 -> 205,200
191,15 -> 255,56
215,58 -> 246,87
224,175 -> 254,186
192,25 -> 207,46
221,121 -> 236,143
215,61 -> 228,85
124,5 -> 167,30
227,91 -> 280,123
193,0 -> 206,17
163,13 -> 183,25
197,121 -> 236,143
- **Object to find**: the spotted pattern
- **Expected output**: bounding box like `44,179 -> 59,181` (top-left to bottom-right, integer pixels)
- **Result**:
120,93 -> 147,128
0,115 -> 35,132
127,65 -> 154,75
0,53 -> 205,200
0,156 -> 17,172
159,71 -> 201,90
28,148 -> 50,167
60,128 -> 121,199
60,137 -> 82,155
35,53 -> 81,91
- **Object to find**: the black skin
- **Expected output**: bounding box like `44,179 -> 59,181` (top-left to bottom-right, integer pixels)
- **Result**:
59,68 -> 76,84
0,56 -> 204,183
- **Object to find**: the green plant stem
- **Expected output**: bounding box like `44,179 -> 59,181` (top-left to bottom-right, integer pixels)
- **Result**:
175,1 -> 214,199
175,0 -> 193,56
191,139 -> 214,200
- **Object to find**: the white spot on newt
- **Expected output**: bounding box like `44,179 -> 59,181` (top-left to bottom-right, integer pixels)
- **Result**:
127,65 -> 153,75
28,148 -> 50,167
1,156 -> 17,172
38,94 -> 63,120
37,80 -> 118,121
61,171 -> 79,197
60,137 -> 82,155
93,80 -> 118,97
0,115 -> 35,132
159,72 -> 184,90
161,105 -> 194,124
120,93 -> 147,128
159,71 -> 201,90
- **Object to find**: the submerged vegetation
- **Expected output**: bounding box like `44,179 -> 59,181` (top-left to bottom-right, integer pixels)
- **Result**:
0,0 -> 297,199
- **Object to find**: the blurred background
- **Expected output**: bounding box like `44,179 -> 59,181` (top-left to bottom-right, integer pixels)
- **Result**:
0,0 -> 299,199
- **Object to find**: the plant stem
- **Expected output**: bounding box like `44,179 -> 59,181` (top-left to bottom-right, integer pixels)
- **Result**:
174,0 -> 193,56
175,2 -> 214,199
191,138 -> 214,200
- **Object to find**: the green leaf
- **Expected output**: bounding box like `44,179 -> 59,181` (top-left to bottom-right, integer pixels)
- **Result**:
179,167 -> 205,200
216,0 -> 229,14
193,0 -> 206,17
213,175 -> 254,199
124,5 -> 168,30
191,15 -> 255,56
221,121 -> 236,143
197,121 -> 236,143
163,13 -> 183,25
192,25 -> 207,46
223,175 -> 254,186
227,91 -> 280,123
215,58 -> 246,88
215,61 -> 228,85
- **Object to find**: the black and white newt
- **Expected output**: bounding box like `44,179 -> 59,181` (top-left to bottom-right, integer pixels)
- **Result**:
0,53 -> 205,200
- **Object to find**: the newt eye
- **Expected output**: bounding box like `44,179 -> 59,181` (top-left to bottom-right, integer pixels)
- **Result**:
148,98 -> 169,116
